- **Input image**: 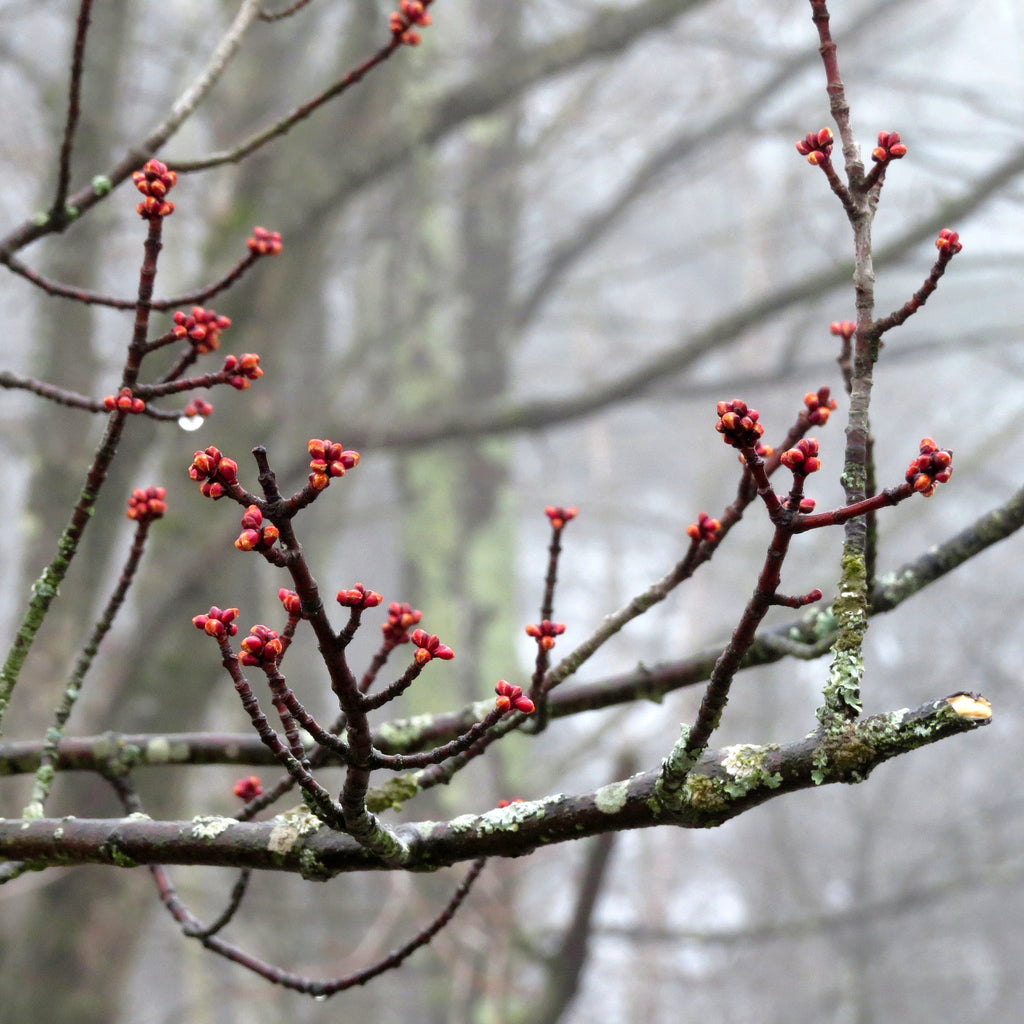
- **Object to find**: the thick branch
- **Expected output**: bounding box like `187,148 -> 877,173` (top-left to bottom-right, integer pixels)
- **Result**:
0,697 -> 989,874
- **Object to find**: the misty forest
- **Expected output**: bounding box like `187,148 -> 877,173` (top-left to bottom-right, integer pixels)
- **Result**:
0,0 -> 1022,1021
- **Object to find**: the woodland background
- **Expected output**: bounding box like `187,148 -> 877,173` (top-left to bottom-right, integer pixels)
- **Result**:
0,0 -> 1023,1021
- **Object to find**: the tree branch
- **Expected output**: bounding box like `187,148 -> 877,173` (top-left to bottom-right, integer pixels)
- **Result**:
0,696 -> 989,874
2,475 -> 1020,777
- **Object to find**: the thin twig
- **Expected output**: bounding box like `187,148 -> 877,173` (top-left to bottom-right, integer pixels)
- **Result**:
22,514 -> 158,818
50,0 -> 94,222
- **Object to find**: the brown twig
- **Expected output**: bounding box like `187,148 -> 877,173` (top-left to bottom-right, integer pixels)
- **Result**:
259,0 -> 316,21
50,0 -> 94,224
1,249 -> 263,311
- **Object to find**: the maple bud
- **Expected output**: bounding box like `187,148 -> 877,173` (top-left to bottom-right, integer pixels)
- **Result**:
715,399 -> 764,449
247,226 -> 282,256
126,486 -> 167,522
336,583 -> 384,608
410,628 -> 454,664
686,511 -> 721,543
233,775 -> 263,800
495,680 -> 535,715
795,127 -> 833,164
103,387 -> 146,414
905,438 -> 953,497
192,606 -> 240,639
239,624 -> 284,668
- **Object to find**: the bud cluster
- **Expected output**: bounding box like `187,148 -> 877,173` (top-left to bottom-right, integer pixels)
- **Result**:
804,387 -> 838,426
103,387 -> 145,414
795,127 -> 834,166
247,226 -> 283,257
308,438 -> 360,490
239,624 -> 284,668
126,485 -> 167,522
183,398 -> 213,419
192,605 -> 240,639
233,775 -> 263,801
234,505 -> 279,552
686,511 -> 721,543
871,130 -> 907,164
132,159 -> 177,219
278,588 -> 303,617
173,307 -> 232,354
189,445 -> 239,499
525,619 -> 566,651
935,228 -> 962,256
222,353 -> 263,390
544,505 -> 578,530
780,438 -> 822,476
382,602 -> 422,645
411,628 -> 454,665
494,680 -> 535,715
906,438 -> 953,497
336,583 -> 384,608
389,0 -> 432,45
715,399 -> 764,450
829,321 -> 856,342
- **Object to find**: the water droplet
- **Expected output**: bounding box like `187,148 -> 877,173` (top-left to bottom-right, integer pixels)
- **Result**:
178,414 -> 204,432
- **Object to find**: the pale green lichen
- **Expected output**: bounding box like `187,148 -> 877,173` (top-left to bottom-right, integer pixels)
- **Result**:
144,737 -> 172,763
267,805 -> 323,856
654,725 -> 697,812
811,744 -> 829,785
840,463 -> 868,494
366,773 -> 420,813
819,646 -> 864,722
106,743 -> 143,777
446,813 -> 480,834
125,811 -> 152,821
811,606 -> 838,639
377,704 -> 492,754
21,802 -> 44,821
105,846 -> 137,869
478,799 -> 547,834
811,721 -> 886,785
347,816 -> 407,862
682,772 -> 731,815
298,847 -> 331,881
191,815 -> 235,840
91,733 -> 116,762
594,780 -> 629,815
441,800 -> 549,839
375,712 -> 444,752
819,548 -> 869,724
144,737 -> 189,765
786,606 -> 838,645
91,175 -> 112,196
681,744 -> 783,812
856,709 -> 907,747
718,744 -> 783,798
